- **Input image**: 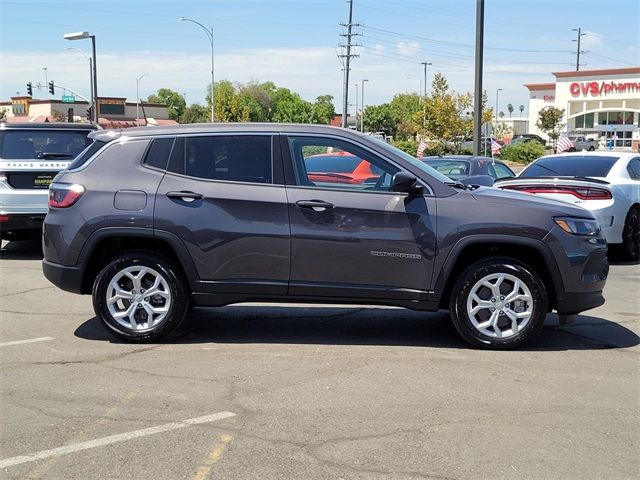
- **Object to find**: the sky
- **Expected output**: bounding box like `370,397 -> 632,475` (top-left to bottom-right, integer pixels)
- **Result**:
1,0 -> 638,117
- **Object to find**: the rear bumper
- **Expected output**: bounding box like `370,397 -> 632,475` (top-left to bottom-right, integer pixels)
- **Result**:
0,214 -> 45,233
42,259 -> 85,294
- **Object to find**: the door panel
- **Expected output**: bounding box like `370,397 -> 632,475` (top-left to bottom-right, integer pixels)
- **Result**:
283,135 -> 437,299
286,187 -> 437,297
154,135 -> 290,294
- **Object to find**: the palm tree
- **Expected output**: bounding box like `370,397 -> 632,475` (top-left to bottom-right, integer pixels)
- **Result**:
507,103 -> 514,117
519,104 -> 525,116
499,111 -> 505,118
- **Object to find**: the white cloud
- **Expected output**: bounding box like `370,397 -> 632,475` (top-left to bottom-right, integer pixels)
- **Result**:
395,41 -> 421,57
582,31 -> 604,48
0,46 -> 544,116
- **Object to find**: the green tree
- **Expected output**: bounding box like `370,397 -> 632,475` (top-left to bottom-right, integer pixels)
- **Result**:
212,80 -> 249,122
179,104 -> 209,123
536,106 -> 565,146
507,103 -> 514,117
311,95 -> 336,124
363,103 -> 396,136
389,93 -> 421,139
431,73 -> 449,98
271,87 -> 313,123
147,88 -> 187,121
0,107 -> 8,121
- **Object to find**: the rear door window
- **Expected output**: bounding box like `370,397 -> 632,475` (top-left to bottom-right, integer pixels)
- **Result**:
0,129 -> 92,160
168,135 -> 272,184
521,155 -> 618,178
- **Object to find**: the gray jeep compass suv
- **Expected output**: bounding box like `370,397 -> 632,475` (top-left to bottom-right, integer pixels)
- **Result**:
42,124 -> 609,349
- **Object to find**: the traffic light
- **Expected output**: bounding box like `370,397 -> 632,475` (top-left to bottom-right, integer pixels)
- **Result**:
86,107 -> 92,120
26,82 -> 33,96
48,81 -> 55,95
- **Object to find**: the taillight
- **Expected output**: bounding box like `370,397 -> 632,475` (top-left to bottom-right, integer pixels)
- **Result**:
49,183 -> 85,208
501,185 -> 612,200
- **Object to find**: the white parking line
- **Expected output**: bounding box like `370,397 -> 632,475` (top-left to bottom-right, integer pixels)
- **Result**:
0,337 -> 55,348
0,411 -> 236,469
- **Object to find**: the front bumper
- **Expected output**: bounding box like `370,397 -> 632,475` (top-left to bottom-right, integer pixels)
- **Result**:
42,259 -> 85,294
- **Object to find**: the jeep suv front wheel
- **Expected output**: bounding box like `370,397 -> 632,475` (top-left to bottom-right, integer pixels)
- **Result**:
449,257 -> 548,349
92,252 -> 189,342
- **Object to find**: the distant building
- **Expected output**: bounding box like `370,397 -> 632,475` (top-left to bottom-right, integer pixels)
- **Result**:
0,96 -> 178,128
525,67 -> 640,150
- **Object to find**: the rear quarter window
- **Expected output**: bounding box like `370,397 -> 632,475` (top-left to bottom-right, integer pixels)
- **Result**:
143,137 -> 175,170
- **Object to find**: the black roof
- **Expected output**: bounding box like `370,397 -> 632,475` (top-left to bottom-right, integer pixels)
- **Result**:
0,122 -> 97,131
89,123 -> 368,142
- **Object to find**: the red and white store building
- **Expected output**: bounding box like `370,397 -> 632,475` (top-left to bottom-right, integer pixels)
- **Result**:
525,67 -> 640,150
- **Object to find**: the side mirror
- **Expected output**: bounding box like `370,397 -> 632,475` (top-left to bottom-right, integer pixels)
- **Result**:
391,171 -> 422,194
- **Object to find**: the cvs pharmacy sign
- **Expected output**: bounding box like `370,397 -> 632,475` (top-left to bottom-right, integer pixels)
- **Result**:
570,81 -> 640,97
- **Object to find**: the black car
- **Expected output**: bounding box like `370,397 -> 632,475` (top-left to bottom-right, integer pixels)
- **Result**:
510,134 -> 546,147
421,155 -> 515,186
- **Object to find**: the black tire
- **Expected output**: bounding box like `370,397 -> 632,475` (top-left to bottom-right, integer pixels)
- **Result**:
92,252 -> 189,343
621,207 -> 639,261
588,146 -> 595,151
449,256 -> 548,349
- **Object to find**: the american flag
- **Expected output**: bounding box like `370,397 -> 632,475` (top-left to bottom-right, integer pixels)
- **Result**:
556,134 -> 575,153
417,140 -> 428,158
490,138 -> 502,156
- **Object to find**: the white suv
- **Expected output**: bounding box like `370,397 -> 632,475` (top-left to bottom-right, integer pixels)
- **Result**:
0,123 -> 96,240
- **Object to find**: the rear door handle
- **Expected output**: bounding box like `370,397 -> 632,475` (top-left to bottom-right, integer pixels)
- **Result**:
166,191 -> 204,202
296,199 -> 334,212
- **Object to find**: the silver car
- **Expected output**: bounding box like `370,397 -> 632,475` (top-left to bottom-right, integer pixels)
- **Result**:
495,151 -> 640,259
0,123 -> 96,240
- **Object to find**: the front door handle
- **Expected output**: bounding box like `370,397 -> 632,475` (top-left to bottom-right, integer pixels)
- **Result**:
166,191 -> 204,202
296,199 -> 334,212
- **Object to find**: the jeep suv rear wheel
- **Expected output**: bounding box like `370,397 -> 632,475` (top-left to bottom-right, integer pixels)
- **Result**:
449,257 -> 548,349
92,252 -> 188,342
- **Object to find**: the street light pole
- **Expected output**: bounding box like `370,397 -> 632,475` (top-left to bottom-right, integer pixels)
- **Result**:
179,17 -> 214,122
495,88 -> 503,123
472,0 -> 485,156
64,47 -> 94,117
63,31 -> 98,124
353,83 -> 359,129
361,79 -> 368,132
136,73 -> 150,126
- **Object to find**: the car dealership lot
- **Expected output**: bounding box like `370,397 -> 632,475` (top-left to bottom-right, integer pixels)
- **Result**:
1,240 -> 638,479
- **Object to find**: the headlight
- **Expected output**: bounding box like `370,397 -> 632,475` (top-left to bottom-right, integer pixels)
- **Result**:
554,217 -> 600,236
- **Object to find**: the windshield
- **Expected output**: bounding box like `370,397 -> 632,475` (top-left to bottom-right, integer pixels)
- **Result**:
0,129 -> 92,160
369,137 -> 453,183
521,155 -> 618,178
423,160 -> 471,178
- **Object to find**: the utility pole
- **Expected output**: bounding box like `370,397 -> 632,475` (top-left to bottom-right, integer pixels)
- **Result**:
472,0 -> 485,157
338,0 -> 361,128
420,61 -> 431,98
572,27 -> 587,71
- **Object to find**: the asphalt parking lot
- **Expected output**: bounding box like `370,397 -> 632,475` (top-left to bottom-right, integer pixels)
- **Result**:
1,239 -> 638,480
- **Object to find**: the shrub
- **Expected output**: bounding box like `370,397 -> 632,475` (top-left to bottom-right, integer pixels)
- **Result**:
391,139 -> 419,156
500,141 -> 546,164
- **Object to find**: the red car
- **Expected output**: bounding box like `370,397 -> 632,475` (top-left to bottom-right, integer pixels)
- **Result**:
304,152 -> 381,184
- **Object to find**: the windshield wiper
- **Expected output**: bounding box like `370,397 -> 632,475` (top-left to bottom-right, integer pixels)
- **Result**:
445,181 -> 474,191
37,152 -> 74,159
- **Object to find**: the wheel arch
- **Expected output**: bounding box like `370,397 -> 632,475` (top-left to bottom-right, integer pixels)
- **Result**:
79,228 -> 198,295
431,235 -> 561,311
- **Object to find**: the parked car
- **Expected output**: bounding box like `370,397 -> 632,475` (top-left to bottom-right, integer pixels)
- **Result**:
510,134 -> 546,147
304,151 -> 381,184
460,137 -> 500,152
0,122 -> 97,240
43,124 -> 608,349
421,155 -> 515,186
567,135 -> 598,151
495,152 -> 640,260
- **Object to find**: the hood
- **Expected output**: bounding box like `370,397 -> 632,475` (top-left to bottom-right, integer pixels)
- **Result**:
469,186 -> 595,219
